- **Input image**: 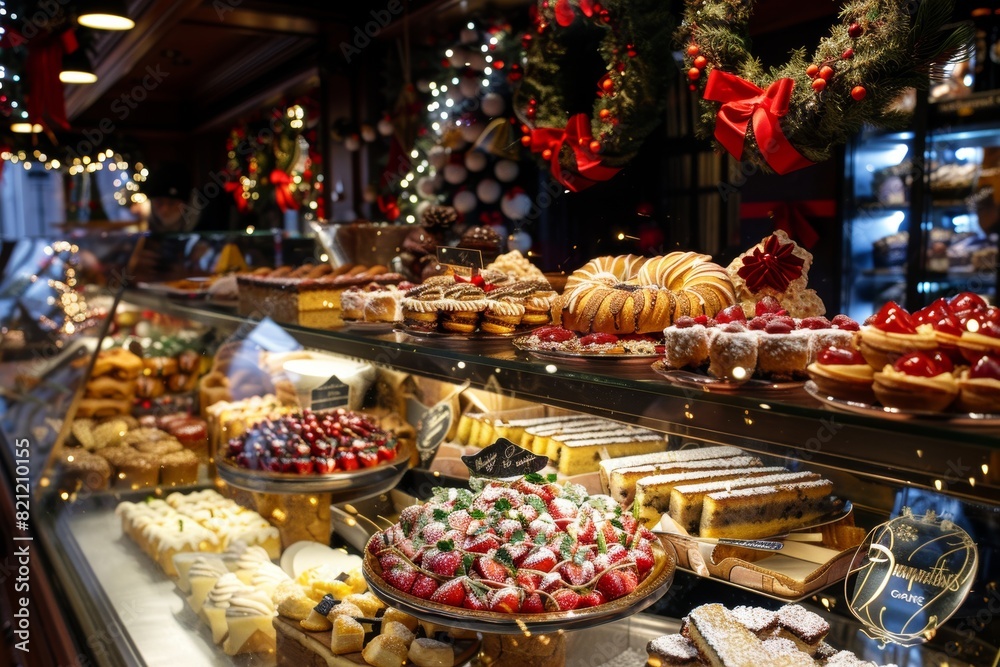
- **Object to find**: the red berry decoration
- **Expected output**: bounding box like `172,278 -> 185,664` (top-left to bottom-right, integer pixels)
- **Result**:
589,140 -> 601,153
848,22 -> 863,38
520,135 -> 532,147
693,55 -> 707,69
851,85 -> 867,101
806,64 -> 819,78
819,65 -> 834,80
601,77 -> 614,92
687,67 -> 700,81
599,108 -> 611,120
842,48 -> 854,59
542,148 -> 553,160
811,78 -> 827,92
687,44 -> 699,57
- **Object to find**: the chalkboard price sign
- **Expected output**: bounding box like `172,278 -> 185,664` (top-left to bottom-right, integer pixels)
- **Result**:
461,438 -> 549,478
416,401 -> 455,466
310,376 -> 350,411
437,246 -> 484,276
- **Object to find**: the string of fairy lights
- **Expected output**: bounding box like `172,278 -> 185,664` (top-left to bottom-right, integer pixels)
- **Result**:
0,147 -> 148,206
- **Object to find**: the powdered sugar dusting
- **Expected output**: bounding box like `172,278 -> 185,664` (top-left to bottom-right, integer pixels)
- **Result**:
777,604 -> 830,644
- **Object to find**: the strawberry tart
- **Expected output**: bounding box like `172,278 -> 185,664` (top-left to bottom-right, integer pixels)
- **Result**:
366,475 -> 665,617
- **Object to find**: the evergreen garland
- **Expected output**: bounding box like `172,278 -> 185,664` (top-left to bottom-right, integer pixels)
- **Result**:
677,0 -> 974,174
515,0 -> 674,190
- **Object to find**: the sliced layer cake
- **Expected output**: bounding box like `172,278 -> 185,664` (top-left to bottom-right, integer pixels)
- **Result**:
700,479 -> 835,539
609,455 -> 762,504
597,445 -> 744,495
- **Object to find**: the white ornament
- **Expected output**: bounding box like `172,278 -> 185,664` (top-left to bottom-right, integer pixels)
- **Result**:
507,230 -> 532,253
453,190 -> 477,214
476,178 -> 501,204
443,163 -> 468,185
428,146 -> 449,169
459,77 -> 481,98
416,176 -> 438,198
377,118 -> 394,136
501,192 -> 533,221
460,27 -> 478,44
481,92 -> 506,117
464,151 -> 487,172
494,159 -> 519,183
460,121 -> 483,143
360,124 -> 377,143
344,135 -> 361,151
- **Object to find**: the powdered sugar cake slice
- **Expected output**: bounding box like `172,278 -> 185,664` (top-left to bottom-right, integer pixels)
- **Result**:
608,455 -> 763,504
597,445 -> 744,494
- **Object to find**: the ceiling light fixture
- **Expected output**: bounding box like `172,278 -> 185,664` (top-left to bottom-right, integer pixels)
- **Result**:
78,0 -> 134,30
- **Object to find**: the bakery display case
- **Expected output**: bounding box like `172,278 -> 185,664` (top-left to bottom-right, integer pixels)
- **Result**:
4,227 -> 1000,665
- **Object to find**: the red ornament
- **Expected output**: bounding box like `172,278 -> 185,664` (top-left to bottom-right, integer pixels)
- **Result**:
521,34 -> 533,49
526,107 -> 536,119
529,98 -> 537,106
687,44 -> 700,57
811,78 -> 827,92
842,48 -> 854,59
542,148 -> 553,160
806,64 -> 819,78
848,22 -> 863,39
687,67 -> 700,81
693,55 -> 707,69
819,66 -> 834,80
626,43 -> 637,58
508,64 -> 523,82
599,108 -> 611,120
851,85 -> 867,101
689,84 -> 697,91
521,135 -> 532,146
521,124 -> 530,133
589,140 -> 601,153
599,9 -> 610,22
537,22 -> 548,34
601,77 -> 614,92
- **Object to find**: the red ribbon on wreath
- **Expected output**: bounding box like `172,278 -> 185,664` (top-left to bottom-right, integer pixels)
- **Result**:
739,200 -> 835,250
269,169 -> 299,212
703,70 -> 813,176
529,113 -> 621,192
224,180 -> 250,213
377,195 -> 400,221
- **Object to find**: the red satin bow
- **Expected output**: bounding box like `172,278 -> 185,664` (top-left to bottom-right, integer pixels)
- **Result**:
737,234 -> 806,293
377,195 -> 400,221
224,181 -> 250,213
739,200 -> 835,250
529,113 -> 620,192
703,70 -> 813,176
270,169 -> 299,212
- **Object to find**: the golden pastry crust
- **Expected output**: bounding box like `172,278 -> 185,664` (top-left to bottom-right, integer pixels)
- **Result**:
873,368 -> 958,412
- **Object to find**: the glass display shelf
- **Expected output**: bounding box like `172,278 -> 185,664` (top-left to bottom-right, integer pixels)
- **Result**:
120,290 -> 1000,506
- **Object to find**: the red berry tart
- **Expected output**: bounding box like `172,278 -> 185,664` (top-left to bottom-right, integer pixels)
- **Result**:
872,352 -> 958,412
956,355 -> 1000,414
858,302 -> 937,370
806,346 -> 875,404
368,476 -> 660,615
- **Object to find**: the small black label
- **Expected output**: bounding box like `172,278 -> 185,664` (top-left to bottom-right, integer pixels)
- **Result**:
311,376 -> 350,411
437,246 -> 484,275
416,401 -> 455,466
314,594 -> 338,616
461,438 -> 548,478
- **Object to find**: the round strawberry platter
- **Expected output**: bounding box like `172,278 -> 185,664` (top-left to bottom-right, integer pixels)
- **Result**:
362,476 -> 677,634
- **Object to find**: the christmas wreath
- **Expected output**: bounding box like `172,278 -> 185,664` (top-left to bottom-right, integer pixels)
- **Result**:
515,0 -> 674,191
677,0 -> 973,175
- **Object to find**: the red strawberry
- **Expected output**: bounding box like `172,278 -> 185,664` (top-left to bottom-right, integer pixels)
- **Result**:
376,445 -> 396,462
715,304 -> 747,324
547,498 -> 578,528
314,457 -> 336,474
496,519 -> 523,540
378,552 -> 404,570
429,578 -> 467,607
516,571 -> 541,592
476,556 -> 508,583
397,538 -> 418,560
424,547 -> 461,577
596,569 -> 638,600
463,533 -> 500,554
539,572 -> 563,592
577,589 -> 607,608
619,512 -> 638,535
798,316 -> 832,330
398,506 -> 424,534
521,592 -> 545,614
488,587 -> 521,613
631,543 -> 654,574
383,563 -> 418,593
356,449 -> 379,468
756,296 -> 786,315
601,520 -> 622,546
831,314 -> 860,331
463,587 -> 489,611
448,510 -> 472,533
515,503 -> 539,523
336,450 -> 359,470
504,542 -> 532,565
560,560 -> 595,586
522,547 -> 558,573
410,574 -> 439,600
551,588 -> 580,611
528,519 -> 557,540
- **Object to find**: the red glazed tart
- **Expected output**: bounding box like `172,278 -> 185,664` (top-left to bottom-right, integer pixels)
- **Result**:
806,346 -> 875,404
858,302 -> 936,370
956,306 -> 1000,362
872,352 -> 958,412
914,298 -> 964,362
956,355 -> 1000,414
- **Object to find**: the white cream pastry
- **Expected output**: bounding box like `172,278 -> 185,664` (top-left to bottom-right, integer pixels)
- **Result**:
186,556 -> 229,615
222,588 -> 276,656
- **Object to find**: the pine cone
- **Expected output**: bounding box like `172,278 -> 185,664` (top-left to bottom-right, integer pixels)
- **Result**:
421,205 -> 458,231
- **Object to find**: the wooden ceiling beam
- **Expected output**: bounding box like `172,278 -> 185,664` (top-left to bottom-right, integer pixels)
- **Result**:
65,0 -> 204,121
181,6 -> 321,36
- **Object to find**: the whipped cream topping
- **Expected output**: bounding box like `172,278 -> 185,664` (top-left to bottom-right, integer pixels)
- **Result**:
236,545 -> 272,572
225,589 -> 276,618
206,573 -> 248,608
189,557 -> 228,581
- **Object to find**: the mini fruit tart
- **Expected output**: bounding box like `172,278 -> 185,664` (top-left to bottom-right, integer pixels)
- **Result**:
859,302 -> 937,370
807,346 -> 875,404
956,306 -> 1000,363
913,298 -> 964,363
956,355 -> 1000,414
873,352 -> 958,412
